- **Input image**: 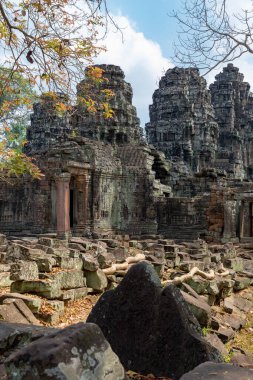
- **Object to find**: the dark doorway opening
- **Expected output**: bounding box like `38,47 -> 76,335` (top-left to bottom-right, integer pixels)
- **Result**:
70,189 -> 74,228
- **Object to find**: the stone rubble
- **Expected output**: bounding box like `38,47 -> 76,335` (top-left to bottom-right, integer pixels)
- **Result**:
0,233 -> 252,331
0,233 -> 251,378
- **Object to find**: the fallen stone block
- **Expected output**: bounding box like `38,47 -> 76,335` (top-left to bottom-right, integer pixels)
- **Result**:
5,322 -> 126,380
43,270 -> 85,290
34,244 -> 50,253
224,294 -> 253,313
129,240 -> 143,249
179,261 -> 206,272
100,239 -> 119,248
224,257 -> 244,272
6,245 -> 46,263
0,293 -> 42,313
214,312 -> 246,331
11,279 -> 61,299
0,272 -> 12,287
179,362 -> 253,380
68,242 -> 86,252
98,251 -> 116,269
42,312 -> 61,325
69,249 -> 80,258
205,333 -> 228,357
45,300 -> 64,315
10,261 -> 39,281
0,298 -> 40,325
217,277 -> 235,298
70,237 -> 92,250
233,276 -> 252,291
58,257 -> 83,270
85,268 -> 108,291
0,264 -> 10,272
185,276 -> 209,294
59,287 -> 88,301
4,298 -> 39,325
181,290 -> 211,326
46,247 -> 70,258
231,352 -> 253,369
0,301 -> 29,325
111,247 -> 129,263
38,237 -> 67,248
36,257 -> 56,272
216,326 -> 235,343
164,244 -> 180,254
87,262 -> 222,379
206,279 -> 220,295
82,252 -> 99,271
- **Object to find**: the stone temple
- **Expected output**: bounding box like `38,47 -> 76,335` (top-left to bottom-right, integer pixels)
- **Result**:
1,63 -> 253,243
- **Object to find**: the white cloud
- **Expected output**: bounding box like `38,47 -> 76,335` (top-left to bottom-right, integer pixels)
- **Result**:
94,9 -> 253,129
95,15 -> 171,128
226,0 -> 253,15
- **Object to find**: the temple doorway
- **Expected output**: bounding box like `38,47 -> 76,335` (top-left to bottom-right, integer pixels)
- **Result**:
69,178 -> 78,229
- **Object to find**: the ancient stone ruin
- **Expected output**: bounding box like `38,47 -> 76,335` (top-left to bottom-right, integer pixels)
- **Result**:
0,63 -> 253,379
1,64 -> 253,243
1,235 -> 253,379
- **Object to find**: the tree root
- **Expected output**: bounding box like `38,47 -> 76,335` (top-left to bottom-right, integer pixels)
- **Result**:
162,265 -> 230,286
102,253 -> 146,275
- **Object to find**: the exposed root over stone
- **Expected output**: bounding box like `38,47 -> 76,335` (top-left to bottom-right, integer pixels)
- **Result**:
102,253 -> 146,275
162,265 -> 230,286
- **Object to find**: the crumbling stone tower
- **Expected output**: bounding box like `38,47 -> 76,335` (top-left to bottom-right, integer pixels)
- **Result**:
145,67 -> 219,174
24,93 -> 71,155
76,64 -> 143,145
210,63 -> 253,179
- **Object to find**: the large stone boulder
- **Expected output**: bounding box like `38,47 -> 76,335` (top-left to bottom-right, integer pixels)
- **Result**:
5,322 -> 126,380
179,362 -> 253,380
0,322 -> 57,363
87,262 -> 222,379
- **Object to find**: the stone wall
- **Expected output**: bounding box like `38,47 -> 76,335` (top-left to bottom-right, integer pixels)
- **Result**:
0,178 -> 50,235
2,63 -> 253,242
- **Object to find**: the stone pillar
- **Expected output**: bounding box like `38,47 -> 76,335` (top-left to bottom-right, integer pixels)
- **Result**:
56,173 -> 71,239
75,172 -> 90,233
51,181 -> 57,228
223,200 -> 237,241
239,201 -> 245,239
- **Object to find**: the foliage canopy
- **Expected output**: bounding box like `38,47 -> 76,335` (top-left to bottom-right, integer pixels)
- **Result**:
0,0 -> 114,180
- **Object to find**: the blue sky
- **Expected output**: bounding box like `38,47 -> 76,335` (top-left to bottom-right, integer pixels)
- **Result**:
106,0 -> 179,56
95,0 -> 253,129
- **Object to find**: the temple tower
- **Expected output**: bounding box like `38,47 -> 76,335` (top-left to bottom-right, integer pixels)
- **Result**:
145,67 -> 219,174
76,64 -> 143,145
210,63 -> 253,179
24,93 -> 71,155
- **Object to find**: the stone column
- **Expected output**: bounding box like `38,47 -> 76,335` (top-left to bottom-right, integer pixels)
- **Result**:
76,172 -> 90,232
223,200 -> 237,241
239,201 -> 245,239
56,173 -> 71,239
